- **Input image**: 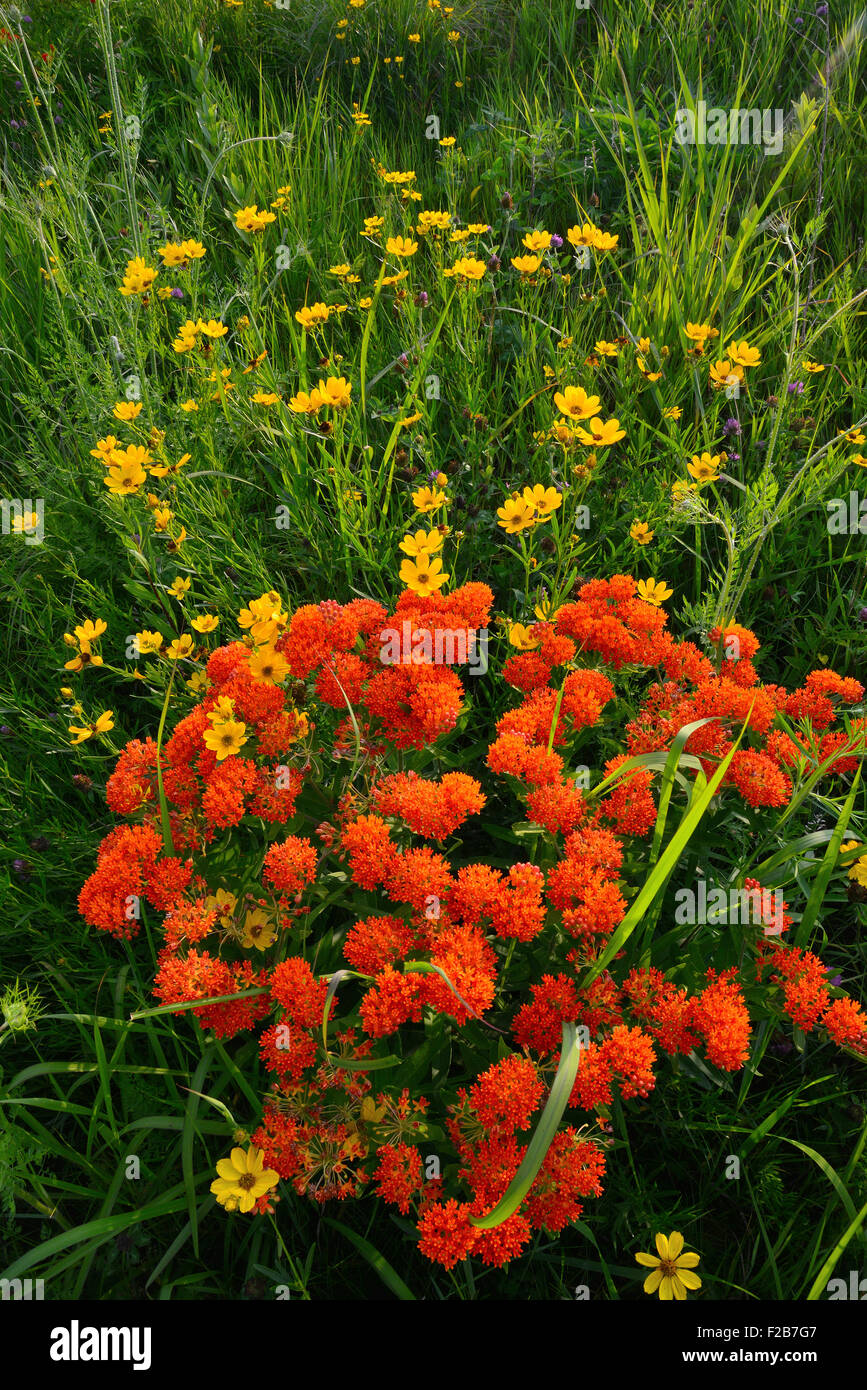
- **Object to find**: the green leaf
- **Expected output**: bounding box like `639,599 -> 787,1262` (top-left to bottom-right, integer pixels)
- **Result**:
469,1023 -> 582,1230
324,1218 -> 416,1300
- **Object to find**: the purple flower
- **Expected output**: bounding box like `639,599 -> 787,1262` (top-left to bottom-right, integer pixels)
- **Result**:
170,287 -> 184,299
413,291 -> 429,308
827,972 -> 843,986
816,4 -> 829,15
794,16 -> 804,25
723,417 -> 741,436
787,380 -> 804,395
858,607 -> 867,624
487,254 -> 501,272
726,451 -> 741,462
550,233 -> 563,249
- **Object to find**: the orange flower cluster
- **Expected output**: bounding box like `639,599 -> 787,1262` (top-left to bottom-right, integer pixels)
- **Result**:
760,942 -> 867,1052
78,575 -> 866,1269
414,1056 -> 607,1269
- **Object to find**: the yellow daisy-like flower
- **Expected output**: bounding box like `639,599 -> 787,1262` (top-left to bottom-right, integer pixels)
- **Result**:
318,376 -> 352,410
802,359 -> 825,373
203,888 -> 237,928
252,391 -> 280,405
687,450 -> 726,482
636,579 -> 673,607
119,256 -> 157,297
234,205 -> 277,234
399,528 -> 443,557
709,360 -> 743,391
135,630 -> 163,654
90,435 -> 123,462
239,909 -> 277,951
104,459 -> 147,495
169,576 -> 191,600
412,485 -> 448,514
399,553 -> 449,596
508,621 -> 541,650
630,520 -> 654,545
533,598 -> 563,623
386,235 -> 419,258
10,509 -> 39,534
496,495 -> 537,533
663,406 -> 682,420
522,230 -> 552,252
203,718 -> 247,761
725,339 -> 760,367
166,635 -> 195,660
294,302 -> 331,330
112,400 -> 143,421
191,615 -> 220,633
511,253 -> 542,276
684,321 -> 717,345
635,1232 -> 701,1301
288,388 -> 325,415
522,484 -> 562,518
442,256 -> 486,281
841,429 -> 865,444
553,385 -> 601,421
248,645 -> 290,685
210,1145 -> 279,1213
573,417 -> 627,447
68,710 -> 115,745
238,591 -> 288,645
848,855 -> 867,888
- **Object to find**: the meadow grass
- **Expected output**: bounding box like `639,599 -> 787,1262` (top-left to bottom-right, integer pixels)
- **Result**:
0,0 -> 866,1300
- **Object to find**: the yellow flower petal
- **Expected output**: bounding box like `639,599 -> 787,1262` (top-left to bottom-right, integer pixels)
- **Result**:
677,1251 -> 701,1268
229,1146 -> 248,1174
635,1251 -> 660,1267
671,1275 -> 687,1300
655,1232 -> 670,1260
676,1269 -> 702,1290
216,1158 -> 240,1181
667,1231 -> 684,1260
643,1267 -> 664,1294
658,1274 -> 675,1300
